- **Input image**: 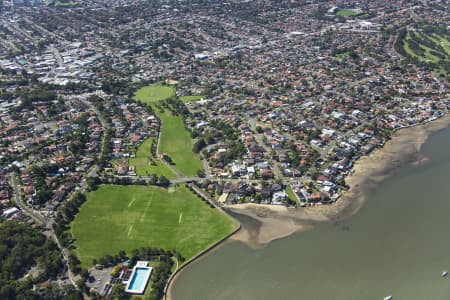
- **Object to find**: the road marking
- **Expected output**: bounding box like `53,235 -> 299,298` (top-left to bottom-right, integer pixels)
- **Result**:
127,225 -> 133,236
178,212 -> 183,224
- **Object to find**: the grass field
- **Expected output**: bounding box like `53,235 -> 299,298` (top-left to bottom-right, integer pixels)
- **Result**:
157,110 -> 203,176
127,138 -> 176,178
134,84 -> 203,177
335,51 -> 350,58
52,0 -> 76,6
336,9 -> 362,17
71,185 -> 238,268
134,84 -> 176,102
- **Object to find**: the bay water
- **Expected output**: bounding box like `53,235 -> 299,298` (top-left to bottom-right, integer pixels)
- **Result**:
172,125 -> 450,300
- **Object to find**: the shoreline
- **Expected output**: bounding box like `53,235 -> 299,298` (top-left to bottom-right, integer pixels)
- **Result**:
164,221 -> 240,300
164,187 -> 241,300
166,112 -> 450,299
227,112 -> 450,245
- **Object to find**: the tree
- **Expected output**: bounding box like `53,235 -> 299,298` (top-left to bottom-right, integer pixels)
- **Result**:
111,284 -> 130,300
158,176 -> 170,187
162,154 -> 173,164
0,221 -> 66,299
86,177 -> 101,191
111,266 -> 121,278
196,169 -> 206,178
193,139 -> 206,153
80,269 -> 89,281
118,250 -> 127,260
69,254 -> 81,274
149,174 -> 158,185
76,278 -> 87,292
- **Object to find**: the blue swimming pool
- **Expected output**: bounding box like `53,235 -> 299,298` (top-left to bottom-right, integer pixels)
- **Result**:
125,267 -> 152,294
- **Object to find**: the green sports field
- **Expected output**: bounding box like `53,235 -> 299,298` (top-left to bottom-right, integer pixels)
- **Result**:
71,185 -> 237,268
53,0 -> 76,7
134,84 -> 203,177
134,84 -> 176,102
336,9 -> 362,17
128,138 -> 176,178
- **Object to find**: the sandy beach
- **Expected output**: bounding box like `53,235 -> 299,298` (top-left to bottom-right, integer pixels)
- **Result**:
227,113 -> 450,246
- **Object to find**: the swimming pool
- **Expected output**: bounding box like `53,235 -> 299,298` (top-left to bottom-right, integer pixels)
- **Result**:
125,265 -> 152,294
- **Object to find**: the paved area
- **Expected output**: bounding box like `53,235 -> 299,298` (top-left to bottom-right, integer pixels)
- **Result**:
86,267 -> 113,294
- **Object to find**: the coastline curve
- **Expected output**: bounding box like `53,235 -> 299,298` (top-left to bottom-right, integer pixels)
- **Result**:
164,222 -> 241,300
165,112 -> 450,300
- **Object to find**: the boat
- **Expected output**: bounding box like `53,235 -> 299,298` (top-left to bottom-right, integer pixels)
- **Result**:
383,296 -> 392,300
441,270 -> 448,277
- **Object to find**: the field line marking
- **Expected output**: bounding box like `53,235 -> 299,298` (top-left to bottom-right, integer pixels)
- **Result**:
127,225 -> 133,236
178,234 -> 194,244
140,194 -> 153,222
128,197 -> 136,208
178,212 -> 183,224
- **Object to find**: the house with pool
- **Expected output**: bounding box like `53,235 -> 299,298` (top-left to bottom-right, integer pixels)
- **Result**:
125,261 -> 153,294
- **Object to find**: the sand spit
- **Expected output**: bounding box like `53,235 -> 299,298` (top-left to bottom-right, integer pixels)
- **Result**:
227,113 -> 450,246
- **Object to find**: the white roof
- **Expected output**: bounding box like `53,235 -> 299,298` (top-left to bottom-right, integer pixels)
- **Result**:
136,261 -> 148,267
3,207 -> 19,216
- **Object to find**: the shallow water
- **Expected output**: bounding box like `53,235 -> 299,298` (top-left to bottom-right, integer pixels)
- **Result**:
172,125 -> 450,300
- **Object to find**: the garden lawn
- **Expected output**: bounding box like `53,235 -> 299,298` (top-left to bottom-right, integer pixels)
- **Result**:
71,185 -> 237,268
134,84 -> 203,177
128,138 -> 176,179
286,185 -> 299,205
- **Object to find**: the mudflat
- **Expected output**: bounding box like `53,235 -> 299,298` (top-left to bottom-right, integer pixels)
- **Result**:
227,113 -> 450,246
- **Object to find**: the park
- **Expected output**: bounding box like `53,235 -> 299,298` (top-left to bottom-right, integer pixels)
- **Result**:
336,8 -> 362,17
71,184 -> 238,268
398,26 -> 450,79
134,84 -> 203,177
126,138 -> 176,179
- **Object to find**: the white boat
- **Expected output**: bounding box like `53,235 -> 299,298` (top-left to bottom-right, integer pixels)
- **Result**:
441,270 -> 448,277
383,296 -> 392,300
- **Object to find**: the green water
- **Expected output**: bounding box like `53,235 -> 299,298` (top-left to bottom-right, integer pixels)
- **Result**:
172,125 -> 450,300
